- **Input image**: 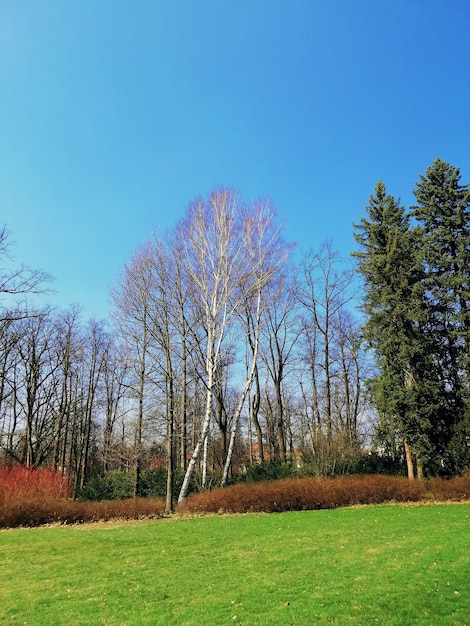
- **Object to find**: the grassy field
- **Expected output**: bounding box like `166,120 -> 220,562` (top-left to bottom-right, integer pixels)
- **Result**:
1,504 -> 468,625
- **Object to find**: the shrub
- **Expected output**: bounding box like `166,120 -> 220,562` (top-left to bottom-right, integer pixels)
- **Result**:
245,461 -> 295,483
79,468 -> 196,501
240,454 -> 406,485
336,452 -> 406,476
176,475 -> 428,515
78,470 -> 135,501
138,468 -> 167,497
429,474 -> 470,501
139,467 -> 192,499
0,496 -> 165,528
0,466 -> 71,503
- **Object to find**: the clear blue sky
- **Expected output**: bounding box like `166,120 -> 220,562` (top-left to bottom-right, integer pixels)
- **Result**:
1,0 -> 469,320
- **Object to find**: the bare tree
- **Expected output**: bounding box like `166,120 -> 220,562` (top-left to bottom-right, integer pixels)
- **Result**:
221,200 -> 290,484
0,226 -> 51,317
51,305 -> 82,474
111,249 -> 156,497
73,320 -> 109,493
102,340 -> 130,473
176,190 -> 250,501
296,241 -> 356,443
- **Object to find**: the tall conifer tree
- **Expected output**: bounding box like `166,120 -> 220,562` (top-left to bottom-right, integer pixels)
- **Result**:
353,182 -> 432,478
412,158 -> 470,472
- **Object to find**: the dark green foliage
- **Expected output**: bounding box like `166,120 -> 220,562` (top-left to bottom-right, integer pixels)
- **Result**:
411,158 -> 470,473
353,181 -> 430,471
343,452 -> 406,476
244,461 -> 294,482
239,454 -> 405,483
353,160 -> 470,475
79,468 -> 197,502
139,468 -> 192,499
78,470 -> 135,501
138,468 -> 168,498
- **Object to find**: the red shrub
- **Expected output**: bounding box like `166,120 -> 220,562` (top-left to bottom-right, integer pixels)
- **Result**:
0,466 -> 71,503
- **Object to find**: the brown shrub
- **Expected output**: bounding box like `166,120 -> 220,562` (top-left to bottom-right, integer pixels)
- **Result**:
428,474 -> 470,501
0,497 -> 165,528
3,473 -> 469,529
176,475 -> 428,515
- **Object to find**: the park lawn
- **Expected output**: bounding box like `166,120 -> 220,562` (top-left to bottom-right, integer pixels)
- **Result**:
0,503 -> 468,625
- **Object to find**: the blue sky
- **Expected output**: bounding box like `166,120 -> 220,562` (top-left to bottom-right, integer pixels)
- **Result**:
1,1 -> 469,320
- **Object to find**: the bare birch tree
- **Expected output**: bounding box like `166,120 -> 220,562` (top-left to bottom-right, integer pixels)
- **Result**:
221,200 -> 290,484
177,190 -> 248,501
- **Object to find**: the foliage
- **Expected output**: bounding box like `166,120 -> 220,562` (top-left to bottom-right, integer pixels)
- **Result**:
0,466 -> 71,502
77,470 -> 135,501
244,460 -> 294,482
411,158 -> 470,474
139,467 -> 196,499
353,181 -> 430,476
353,159 -> 470,476
240,450 -> 406,483
1,505 -> 468,624
340,451 -> 406,476
77,468 -> 198,502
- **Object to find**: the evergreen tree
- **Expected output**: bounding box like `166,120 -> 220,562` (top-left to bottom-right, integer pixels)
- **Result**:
412,158 -> 470,472
353,182 -> 433,478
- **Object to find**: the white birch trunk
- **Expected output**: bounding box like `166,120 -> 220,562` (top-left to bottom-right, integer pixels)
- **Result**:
221,294 -> 262,486
178,361 -> 214,502
221,347 -> 258,486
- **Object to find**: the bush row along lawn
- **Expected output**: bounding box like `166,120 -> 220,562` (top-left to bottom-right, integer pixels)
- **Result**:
1,503 -> 468,625
1,472 -> 470,528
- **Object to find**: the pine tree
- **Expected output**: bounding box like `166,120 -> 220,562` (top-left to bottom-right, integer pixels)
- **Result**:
412,158 -> 470,472
353,182 -> 432,478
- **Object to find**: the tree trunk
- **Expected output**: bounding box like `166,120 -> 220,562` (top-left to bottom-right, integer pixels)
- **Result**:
404,439 -> 414,480
178,368 -> 214,502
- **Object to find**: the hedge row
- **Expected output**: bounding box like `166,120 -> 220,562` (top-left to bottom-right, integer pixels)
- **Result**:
176,473 -> 470,515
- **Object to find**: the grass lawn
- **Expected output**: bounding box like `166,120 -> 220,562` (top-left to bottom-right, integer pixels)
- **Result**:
1,503 -> 468,625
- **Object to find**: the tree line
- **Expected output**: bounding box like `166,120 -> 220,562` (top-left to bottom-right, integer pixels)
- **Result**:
1,160 -> 468,509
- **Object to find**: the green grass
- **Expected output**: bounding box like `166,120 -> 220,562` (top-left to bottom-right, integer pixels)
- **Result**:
1,504 -> 468,625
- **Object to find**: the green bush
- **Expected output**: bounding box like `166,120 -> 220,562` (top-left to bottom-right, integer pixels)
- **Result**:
337,452 -> 406,476
138,468 -> 167,498
79,470 -> 135,501
245,461 -> 294,483
80,468 -> 201,501
139,468 -> 197,498
242,455 -> 405,483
